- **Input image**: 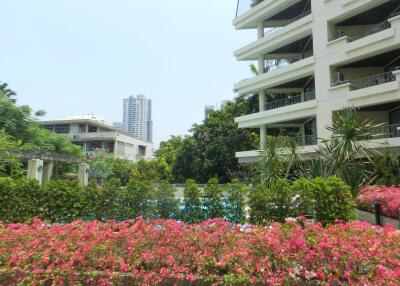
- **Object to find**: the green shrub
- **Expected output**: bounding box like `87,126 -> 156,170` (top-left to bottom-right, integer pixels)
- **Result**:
248,184 -> 269,225
203,178 -> 225,220
0,178 -> 40,223
40,180 -> 85,223
290,178 -> 315,217
118,179 -> 156,220
154,181 -> 179,219
312,177 -> 357,225
225,179 -> 248,224
182,179 -> 204,223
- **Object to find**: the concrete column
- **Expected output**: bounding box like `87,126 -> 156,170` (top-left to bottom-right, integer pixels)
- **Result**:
42,161 -> 54,186
27,159 -> 44,186
78,163 -> 89,187
260,125 -> 267,150
257,22 -> 264,39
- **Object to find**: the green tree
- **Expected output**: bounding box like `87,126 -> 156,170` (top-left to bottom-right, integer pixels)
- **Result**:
0,92 -> 82,157
0,81 -> 16,102
181,179 -> 204,223
203,178 -> 225,219
0,131 -> 22,177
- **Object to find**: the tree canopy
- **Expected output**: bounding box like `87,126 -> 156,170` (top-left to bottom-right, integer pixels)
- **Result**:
156,95 -> 258,183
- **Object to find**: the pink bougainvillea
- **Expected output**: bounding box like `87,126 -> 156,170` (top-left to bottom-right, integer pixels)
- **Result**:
0,218 -> 400,285
357,185 -> 400,218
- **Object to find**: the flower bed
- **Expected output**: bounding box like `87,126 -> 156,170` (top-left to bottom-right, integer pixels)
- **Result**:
1,218 -> 400,285
357,185 -> 400,218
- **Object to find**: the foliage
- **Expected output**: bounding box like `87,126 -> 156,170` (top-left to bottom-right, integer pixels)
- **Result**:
296,107 -> 379,196
40,180 -> 86,223
249,177 -> 356,226
312,177 -> 357,225
0,81 -> 16,102
1,218 -> 400,285
154,181 -> 180,219
224,179 -> 248,224
88,150 -> 115,185
357,185 -> 400,218
373,153 -> 400,186
132,158 -> 172,182
181,179 -> 204,223
157,96 -> 258,183
119,179 -> 157,220
0,178 -> 41,223
258,136 -> 299,188
202,178 -> 225,220
0,92 -> 82,157
0,130 -> 23,177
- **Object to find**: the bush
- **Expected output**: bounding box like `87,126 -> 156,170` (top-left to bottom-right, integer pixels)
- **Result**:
248,177 -> 356,225
312,177 -> 357,225
203,178 -> 225,220
154,181 -> 180,219
40,180 -> 86,223
1,218 -> 399,285
181,179 -> 204,223
0,178 -> 40,223
224,179 -> 248,224
357,185 -> 400,218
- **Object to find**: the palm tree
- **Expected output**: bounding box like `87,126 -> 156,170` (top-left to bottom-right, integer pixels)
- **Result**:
297,107 -> 381,196
0,82 -> 17,103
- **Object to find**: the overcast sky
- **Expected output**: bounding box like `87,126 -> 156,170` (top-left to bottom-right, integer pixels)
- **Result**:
0,0 -> 254,147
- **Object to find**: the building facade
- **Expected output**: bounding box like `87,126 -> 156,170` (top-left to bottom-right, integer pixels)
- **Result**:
234,0 -> 400,163
122,95 -> 153,143
41,117 -> 153,161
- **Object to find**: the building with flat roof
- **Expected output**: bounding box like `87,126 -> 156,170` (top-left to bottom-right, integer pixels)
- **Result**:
233,0 -> 400,163
40,117 -> 153,161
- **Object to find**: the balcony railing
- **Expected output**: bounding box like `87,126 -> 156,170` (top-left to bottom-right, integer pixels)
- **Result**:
236,0 -> 264,18
357,124 -> 400,141
263,9 -> 312,37
264,51 -> 313,73
330,11 -> 400,42
289,134 -> 318,146
266,91 -> 315,110
349,71 -> 396,90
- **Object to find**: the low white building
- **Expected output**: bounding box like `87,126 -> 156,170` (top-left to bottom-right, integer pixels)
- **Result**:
40,116 -> 153,162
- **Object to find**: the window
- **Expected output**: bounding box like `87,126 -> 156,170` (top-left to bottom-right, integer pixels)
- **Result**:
53,124 -> 70,134
88,125 -> 98,133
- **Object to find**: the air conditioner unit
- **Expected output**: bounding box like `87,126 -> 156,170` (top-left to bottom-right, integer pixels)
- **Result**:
333,72 -> 345,85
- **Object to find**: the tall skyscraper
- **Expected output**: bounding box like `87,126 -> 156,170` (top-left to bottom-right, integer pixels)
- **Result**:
122,95 -> 153,143
204,105 -> 215,119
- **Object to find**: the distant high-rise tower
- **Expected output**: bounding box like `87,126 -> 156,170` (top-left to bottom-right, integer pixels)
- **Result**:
204,105 -> 215,119
122,95 -> 153,142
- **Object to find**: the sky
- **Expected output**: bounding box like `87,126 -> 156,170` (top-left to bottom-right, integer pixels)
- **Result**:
0,0 -> 254,147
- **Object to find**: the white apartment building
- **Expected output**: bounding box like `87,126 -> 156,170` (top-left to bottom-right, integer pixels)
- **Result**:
122,95 -> 153,143
41,117 -> 153,162
233,0 -> 400,163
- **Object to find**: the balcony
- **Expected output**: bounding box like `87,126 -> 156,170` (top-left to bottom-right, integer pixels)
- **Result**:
363,124 -> 400,140
234,56 -> 315,94
266,91 -> 315,110
69,131 -> 118,141
328,0 -> 400,39
349,72 -> 396,91
234,0 -> 306,29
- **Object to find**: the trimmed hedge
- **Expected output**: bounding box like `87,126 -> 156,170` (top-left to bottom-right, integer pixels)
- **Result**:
0,177 -> 356,226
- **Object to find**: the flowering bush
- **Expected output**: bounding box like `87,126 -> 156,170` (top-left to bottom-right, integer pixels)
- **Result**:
1,218 -> 399,285
357,185 -> 400,218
